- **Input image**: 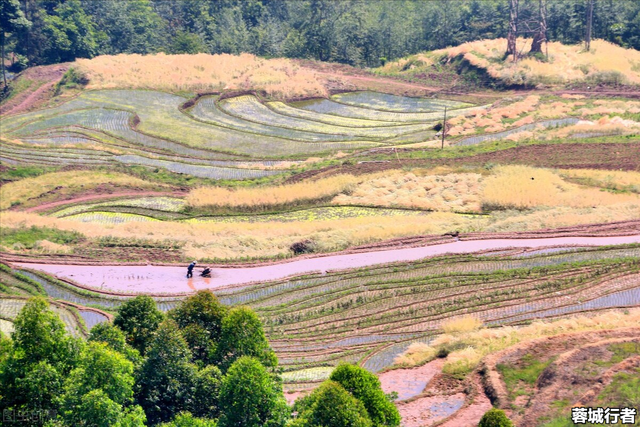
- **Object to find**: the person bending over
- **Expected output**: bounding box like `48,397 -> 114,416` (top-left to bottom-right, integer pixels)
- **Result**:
187,261 -> 197,278
200,266 -> 212,278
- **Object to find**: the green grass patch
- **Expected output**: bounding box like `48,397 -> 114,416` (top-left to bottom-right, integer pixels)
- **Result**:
0,165 -> 53,182
0,226 -> 84,250
497,354 -> 553,399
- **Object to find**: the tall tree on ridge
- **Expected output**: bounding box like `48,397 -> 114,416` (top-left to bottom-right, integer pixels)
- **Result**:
530,0 -> 548,55
585,0 -> 595,50
0,0 -> 31,89
506,0 -> 519,61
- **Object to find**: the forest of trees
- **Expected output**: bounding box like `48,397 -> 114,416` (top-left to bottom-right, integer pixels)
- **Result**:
2,0 -> 640,72
0,291 -> 400,426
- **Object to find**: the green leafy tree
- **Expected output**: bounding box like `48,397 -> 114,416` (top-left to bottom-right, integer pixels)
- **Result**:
329,363 -> 400,427
190,365 -> 222,419
168,31 -> 207,54
89,322 -> 142,365
215,306 -> 277,371
293,380 -> 372,427
160,412 -> 218,427
0,297 -> 82,413
479,408 -> 514,427
170,290 -> 227,364
74,389 -> 124,427
59,341 -> 146,426
64,388 -> 147,427
218,356 -> 289,427
0,331 -> 11,364
59,342 -> 135,412
114,295 -> 164,355
81,0 -> 164,55
136,319 -> 197,425
41,0 -> 98,63
0,0 -> 31,88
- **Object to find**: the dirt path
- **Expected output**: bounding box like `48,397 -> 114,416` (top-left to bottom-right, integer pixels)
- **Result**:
23,191 -> 186,213
379,359 -> 445,401
4,81 -> 57,116
1,64 -> 69,116
14,234 -> 640,295
438,374 -> 492,427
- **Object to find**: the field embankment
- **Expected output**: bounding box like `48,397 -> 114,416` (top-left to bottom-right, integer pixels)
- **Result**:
376,38 -> 640,88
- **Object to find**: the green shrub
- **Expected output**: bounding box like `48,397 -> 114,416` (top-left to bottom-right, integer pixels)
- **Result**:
479,408 -> 514,427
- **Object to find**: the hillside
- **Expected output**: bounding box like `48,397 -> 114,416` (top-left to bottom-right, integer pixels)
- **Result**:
376,38 -> 640,88
2,35 -> 640,427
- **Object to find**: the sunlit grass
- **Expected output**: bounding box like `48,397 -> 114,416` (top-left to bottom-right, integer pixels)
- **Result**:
481,165 -> 640,210
0,170 -> 164,210
186,175 -> 360,209
76,53 -> 327,99
394,308 -> 640,374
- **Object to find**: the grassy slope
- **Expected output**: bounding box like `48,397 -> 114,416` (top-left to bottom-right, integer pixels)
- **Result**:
374,38 -> 640,88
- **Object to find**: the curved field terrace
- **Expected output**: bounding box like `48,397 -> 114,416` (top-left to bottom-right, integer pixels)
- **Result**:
4,48 -> 640,427
16,235 -> 640,294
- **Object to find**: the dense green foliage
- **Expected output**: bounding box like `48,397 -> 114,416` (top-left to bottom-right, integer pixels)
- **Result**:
292,380 -> 373,427
479,408 -> 515,427
135,319 -> 199,424
329,364 -> 400,427
0,297 -> 82,413
218,356 -> 289,427
214,306 -> 277,371
5,0 -> 640,69
114,295 -> 165,355
169,290 -> 227,365
0,294 -> 286,426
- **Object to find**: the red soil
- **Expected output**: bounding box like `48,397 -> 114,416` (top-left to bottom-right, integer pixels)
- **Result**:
12,234 -> 640,296
438,375 -> 492,427
379,359 -> 445,402
22,191 -> 186,213
286,142 -> 640,183
0,63 -> 70,116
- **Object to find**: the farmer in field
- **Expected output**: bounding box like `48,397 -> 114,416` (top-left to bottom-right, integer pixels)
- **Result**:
200,266 -> 212,278
187,261 -> 197,278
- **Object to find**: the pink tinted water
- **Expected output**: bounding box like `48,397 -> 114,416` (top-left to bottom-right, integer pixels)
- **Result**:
17,235 -> 640,295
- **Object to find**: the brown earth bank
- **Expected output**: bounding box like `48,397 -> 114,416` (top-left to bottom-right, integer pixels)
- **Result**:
0,63 -> 70,116
481,327 -> 640,426
286,142 -> 640,183
21,190 -> 187,213
1,219 -> 639,266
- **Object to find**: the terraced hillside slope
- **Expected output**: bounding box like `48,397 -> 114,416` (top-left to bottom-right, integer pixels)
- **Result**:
2,47 -> 640,426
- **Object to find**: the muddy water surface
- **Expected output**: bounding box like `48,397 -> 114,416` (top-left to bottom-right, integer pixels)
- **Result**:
16,235 -> 640,295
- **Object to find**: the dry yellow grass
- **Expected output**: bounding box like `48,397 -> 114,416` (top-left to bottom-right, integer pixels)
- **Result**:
3,167 -> 637,259
0,210 -> 476,259
559,168 -> 640,194
394,308 -> 640,372
186,175 -> 359,209
485,203 -> 640,233
442,315 -> 483,334
481,165 -> 639,209
332,171 -> 482,213
440,38 -> 640,85
75,53 -> 327,99
0,171 -> 161,210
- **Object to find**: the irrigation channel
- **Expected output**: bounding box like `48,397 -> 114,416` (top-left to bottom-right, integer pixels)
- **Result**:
16,235 -> 640,295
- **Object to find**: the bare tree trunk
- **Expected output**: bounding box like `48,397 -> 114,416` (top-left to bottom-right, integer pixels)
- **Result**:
441,107 -> 447,150
530,0 -> 547,55
1,32 -> 6,91
585,0 -> 594,51
506,0 -> 519,61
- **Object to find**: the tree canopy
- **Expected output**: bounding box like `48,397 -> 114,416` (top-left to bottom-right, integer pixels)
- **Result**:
4,0 -> 640,69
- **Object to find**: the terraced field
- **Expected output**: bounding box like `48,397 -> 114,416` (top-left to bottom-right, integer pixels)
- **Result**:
11,245 -> 640,388
1,90 -> 483,180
